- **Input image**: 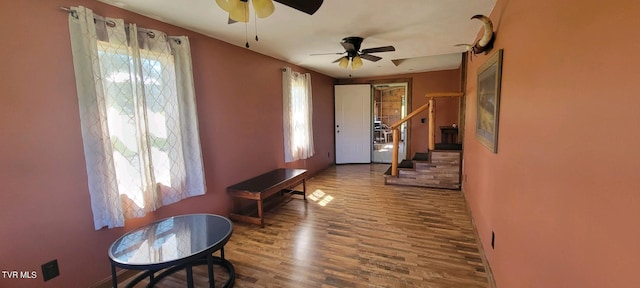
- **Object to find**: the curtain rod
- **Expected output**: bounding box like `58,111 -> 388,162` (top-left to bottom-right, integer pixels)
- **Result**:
59,6 -> 77,18
59,6 -> 158,38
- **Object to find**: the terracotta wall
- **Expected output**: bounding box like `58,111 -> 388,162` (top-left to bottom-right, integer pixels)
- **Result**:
0,0 -> 334,287
463,0 -> 640,287
337,69 -> 461,156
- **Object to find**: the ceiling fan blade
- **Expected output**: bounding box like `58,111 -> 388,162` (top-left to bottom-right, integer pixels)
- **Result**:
359,54 -> 382,62
273,0 -> 324,15
361,46 -> 396,54
310,52 -> 344,56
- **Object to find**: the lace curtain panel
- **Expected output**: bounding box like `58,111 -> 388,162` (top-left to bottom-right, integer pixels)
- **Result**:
68,6 -> 205,229
282,67 -> 314,163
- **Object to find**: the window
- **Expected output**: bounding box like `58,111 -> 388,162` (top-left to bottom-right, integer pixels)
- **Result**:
69,6 -> 205,229
97,40 -> 183,215
282,67 -> 314,162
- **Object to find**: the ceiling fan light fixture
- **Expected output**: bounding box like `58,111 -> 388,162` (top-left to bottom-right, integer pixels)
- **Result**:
338,56 -> 350,68
252,0 -> 275,18
228,0 -> 249,22
215,0 -> 239,12
351,55 -> 363,69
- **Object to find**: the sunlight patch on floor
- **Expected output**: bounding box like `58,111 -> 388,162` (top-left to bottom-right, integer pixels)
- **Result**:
308,189 -> 333,206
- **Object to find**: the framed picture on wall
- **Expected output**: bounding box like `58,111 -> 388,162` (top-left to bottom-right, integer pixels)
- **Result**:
476,49 -> 503,153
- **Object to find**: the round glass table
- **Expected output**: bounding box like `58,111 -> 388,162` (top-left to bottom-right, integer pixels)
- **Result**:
108,214 -> 234,288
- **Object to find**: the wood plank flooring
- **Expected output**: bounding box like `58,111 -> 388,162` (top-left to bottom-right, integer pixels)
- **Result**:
119,164 -> 492,288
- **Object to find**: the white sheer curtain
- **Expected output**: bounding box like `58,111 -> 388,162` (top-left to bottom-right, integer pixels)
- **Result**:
282,67 -> 314,163
68,6 -> 205,229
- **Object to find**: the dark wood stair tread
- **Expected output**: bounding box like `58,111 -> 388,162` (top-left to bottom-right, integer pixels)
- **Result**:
383,159 -> 414,175
412,152 -> 429,161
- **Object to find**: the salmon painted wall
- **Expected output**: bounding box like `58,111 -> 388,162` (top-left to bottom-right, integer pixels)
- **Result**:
337,69 -> 461,156
463,0 -> 640,287
0,0 -> 334,287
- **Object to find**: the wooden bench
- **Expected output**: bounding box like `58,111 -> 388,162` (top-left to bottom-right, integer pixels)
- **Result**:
227,168 -> 307,227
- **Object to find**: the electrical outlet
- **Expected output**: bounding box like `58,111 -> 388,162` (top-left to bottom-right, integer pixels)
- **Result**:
491,231 -> 495,249
41,259 -> 59,281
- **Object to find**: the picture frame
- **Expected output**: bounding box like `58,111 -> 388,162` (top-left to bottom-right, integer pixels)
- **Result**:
475,49 -> 503,153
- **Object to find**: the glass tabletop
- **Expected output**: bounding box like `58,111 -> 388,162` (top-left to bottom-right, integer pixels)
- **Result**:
109,214 -> 233,267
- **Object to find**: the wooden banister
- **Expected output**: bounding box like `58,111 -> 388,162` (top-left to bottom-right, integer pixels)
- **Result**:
388,92 -> 464,177
389,102 -> 430,176
390,103 -> 429,130
391,129 -> 400,175
428,98 -> 435,150
425,92 -> 464,98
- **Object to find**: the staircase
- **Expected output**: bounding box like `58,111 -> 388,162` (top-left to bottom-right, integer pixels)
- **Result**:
383,91 -> 464,189
384,149 -> 462,190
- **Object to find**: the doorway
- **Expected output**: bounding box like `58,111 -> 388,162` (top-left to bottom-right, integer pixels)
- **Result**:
372,83 -> 408,163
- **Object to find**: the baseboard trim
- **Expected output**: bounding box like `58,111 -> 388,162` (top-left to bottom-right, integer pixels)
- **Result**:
90,269 -> 138,288
461,187 -> 497,288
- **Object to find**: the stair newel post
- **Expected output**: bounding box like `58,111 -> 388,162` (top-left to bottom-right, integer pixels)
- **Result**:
428,97 -> 435,151
391,128 -> 400,176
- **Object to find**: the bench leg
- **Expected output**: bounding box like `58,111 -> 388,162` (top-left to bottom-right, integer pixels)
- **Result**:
303,179 -> 307,200
257,199 -> 264,227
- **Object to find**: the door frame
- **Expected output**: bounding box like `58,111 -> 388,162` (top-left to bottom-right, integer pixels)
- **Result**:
371,78 -> 412,159
372,82 -> 409,163
338,78 -> 413,159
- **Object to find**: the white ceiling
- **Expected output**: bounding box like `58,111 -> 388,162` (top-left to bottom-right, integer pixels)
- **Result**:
96,0 -> 496,78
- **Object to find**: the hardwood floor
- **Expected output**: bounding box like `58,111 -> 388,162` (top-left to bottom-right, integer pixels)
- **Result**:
120,164 -> 492,288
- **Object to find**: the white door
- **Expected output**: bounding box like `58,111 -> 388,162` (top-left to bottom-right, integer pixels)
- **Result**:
335,84 -> 371,164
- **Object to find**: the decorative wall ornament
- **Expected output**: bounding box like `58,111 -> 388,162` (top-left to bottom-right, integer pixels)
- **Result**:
476,49 -> 503,153
456,15 -> 496,59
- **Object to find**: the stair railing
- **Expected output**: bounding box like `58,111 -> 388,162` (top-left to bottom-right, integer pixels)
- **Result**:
388,92 -> 464,177
388,102 -> 431,176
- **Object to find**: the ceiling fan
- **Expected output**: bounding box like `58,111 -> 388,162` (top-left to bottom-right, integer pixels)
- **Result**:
312,37 -> 396,69
216,0 -> 324,23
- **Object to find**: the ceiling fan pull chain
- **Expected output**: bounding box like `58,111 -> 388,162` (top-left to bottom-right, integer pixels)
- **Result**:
254,12 -> 259,41
245,21 -> 250,48
244,3 -> 250,48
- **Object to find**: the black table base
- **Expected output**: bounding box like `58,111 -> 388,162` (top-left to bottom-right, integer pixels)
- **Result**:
115,249 -> 235,288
